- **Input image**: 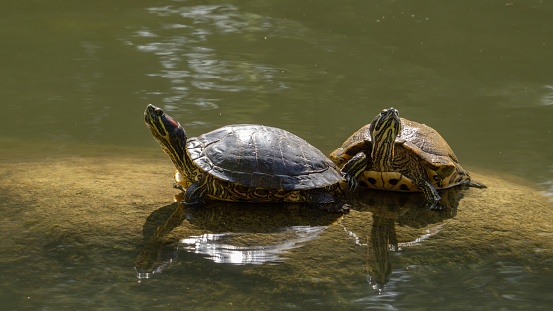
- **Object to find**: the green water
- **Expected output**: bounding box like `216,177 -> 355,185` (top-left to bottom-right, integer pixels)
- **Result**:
1,1 -> 553,310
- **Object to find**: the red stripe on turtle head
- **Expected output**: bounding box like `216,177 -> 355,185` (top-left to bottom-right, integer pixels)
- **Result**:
168,117 -> 180,129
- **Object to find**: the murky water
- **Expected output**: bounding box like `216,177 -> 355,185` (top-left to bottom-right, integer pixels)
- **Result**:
1,1 -> 553,310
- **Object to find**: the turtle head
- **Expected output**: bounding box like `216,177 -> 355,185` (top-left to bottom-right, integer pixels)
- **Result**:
369,108 -> 401,170
144,104 -> 188,171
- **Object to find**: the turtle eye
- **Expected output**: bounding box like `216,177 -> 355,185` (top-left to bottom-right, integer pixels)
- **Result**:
154,108 -> 164,116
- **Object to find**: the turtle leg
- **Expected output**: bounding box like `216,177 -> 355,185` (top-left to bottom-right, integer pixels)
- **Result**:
182,177 -> 209,207
415,179 -> 442,209
341,152 -> 368,191
173,183 -> 185,191
392,150 -> 443,209
305,188 -> 349,213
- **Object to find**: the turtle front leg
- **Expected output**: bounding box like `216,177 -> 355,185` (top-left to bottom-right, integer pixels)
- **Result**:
416,179 -> 442,209
173,183 -> 185,191
341,152 -> 368,191
182,177 -> 209,207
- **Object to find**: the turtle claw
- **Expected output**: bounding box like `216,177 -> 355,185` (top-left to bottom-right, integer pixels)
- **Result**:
345,174 -> 359,191
425,197 -> 445,211
341,203 -> 351,212
426,202 -> 441,210
173,183 -> 185,191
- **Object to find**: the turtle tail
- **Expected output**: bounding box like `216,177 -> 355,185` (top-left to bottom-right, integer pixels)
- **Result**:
468,179 -> 487,189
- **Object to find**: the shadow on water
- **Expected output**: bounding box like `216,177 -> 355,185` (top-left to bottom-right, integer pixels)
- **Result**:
135,184 -> 467,293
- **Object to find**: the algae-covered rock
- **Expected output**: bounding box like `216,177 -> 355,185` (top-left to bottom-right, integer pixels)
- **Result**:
1,140 -> 552,310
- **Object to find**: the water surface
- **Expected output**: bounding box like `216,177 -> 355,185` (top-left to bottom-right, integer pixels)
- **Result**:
1,0 -> 553,310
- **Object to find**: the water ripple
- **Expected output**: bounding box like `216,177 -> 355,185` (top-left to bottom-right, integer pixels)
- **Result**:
541,85 -> 553,106
127,3 -> 289,111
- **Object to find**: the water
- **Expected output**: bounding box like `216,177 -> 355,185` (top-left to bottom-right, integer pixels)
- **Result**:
1,0 -> 553,310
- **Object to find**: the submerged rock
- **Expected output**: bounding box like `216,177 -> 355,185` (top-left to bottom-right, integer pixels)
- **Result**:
1,140 -> 552,309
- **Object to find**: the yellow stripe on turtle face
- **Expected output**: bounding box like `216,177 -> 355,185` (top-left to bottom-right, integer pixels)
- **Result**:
145,111 -> 175,155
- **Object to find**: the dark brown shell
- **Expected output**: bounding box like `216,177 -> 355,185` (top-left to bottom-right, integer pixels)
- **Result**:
187,124 -> 343,190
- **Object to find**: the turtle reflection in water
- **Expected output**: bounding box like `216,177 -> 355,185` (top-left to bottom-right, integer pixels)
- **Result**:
331,108 -> 486,209
135,184 -> 466,281
144,104 -> 348,212
342,185 -> 465,291
135,199 -> 343,278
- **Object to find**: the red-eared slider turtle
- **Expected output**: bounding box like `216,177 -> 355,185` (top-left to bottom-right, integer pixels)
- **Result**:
330,108 -> 485,208
144,105 -> 348,212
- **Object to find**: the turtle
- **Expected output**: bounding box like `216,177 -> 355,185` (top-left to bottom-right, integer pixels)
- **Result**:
330,107 -> 485,208
144,104 -> 348,212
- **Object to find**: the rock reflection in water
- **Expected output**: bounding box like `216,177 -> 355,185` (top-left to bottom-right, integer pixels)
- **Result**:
343,185 -> 467,292
135,199 -> 343,279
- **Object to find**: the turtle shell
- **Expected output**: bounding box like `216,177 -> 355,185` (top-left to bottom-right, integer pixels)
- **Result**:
330,118 -> 468,190
186,124 -> 343,190
331,118 -> 457,166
